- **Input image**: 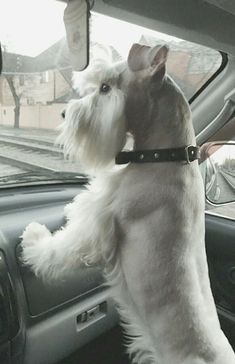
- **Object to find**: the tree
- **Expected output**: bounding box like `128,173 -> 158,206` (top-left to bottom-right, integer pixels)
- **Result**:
2,47 -> 23,128
5,74 -> 21,129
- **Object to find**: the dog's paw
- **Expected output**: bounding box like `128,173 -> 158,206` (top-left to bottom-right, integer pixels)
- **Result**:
20,222 -> 51,269
21,222 -> 51,246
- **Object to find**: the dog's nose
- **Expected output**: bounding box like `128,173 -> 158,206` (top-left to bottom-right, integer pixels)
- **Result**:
61,109 -> 66,119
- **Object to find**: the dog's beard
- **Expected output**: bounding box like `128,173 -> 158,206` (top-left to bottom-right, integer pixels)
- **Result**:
58,86 -> 126,173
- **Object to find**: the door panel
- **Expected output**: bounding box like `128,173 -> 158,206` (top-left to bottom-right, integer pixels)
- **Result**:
205,213 -> 235,348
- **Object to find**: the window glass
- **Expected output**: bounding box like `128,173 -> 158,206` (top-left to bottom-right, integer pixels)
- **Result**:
0,0 -> 222,187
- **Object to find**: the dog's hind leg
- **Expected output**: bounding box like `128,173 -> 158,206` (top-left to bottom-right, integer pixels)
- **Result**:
115,296 -> 159,364
125,329 -> 158,364
107,261 -> 159,364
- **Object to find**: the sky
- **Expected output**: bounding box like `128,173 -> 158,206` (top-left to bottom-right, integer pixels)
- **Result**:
0,0 -> 180,58
90,13 -> 179,59
0,0 -> 66,56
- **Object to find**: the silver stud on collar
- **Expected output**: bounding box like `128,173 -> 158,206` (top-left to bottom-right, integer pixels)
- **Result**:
154,153 -> 159,159
139,154 -> 144,160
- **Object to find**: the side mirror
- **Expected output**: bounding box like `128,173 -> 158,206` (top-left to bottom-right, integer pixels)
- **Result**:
201,142 -> 235,204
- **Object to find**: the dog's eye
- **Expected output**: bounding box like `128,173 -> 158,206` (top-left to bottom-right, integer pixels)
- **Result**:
100,83 -> 111,94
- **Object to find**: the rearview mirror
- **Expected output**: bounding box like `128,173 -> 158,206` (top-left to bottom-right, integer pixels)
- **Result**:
1,0 -> 90,74
63,0 -> 90,71
203,142 -> 235,204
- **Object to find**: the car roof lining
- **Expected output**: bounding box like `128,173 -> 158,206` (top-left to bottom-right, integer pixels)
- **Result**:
93,0 -> 235,56
204,0 -> 235,16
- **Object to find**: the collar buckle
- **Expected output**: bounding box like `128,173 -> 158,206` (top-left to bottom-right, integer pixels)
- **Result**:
185,145 -> 199,164
185,145 -> 191,164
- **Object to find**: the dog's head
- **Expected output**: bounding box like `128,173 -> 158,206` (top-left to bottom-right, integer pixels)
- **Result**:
59,43 -> 188,172
58,58 -> 127,172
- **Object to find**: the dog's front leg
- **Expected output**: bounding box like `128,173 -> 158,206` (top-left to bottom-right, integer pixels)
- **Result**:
21,188 -> 114,280
20,221 -> 86,280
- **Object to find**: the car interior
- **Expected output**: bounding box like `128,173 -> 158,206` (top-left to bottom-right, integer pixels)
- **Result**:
0,1 -> 235,364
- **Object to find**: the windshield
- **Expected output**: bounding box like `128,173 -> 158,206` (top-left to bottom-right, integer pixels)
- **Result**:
0,0 -> 222,186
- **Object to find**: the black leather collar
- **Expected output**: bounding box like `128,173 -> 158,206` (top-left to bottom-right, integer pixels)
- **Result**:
115,145 -> 200,165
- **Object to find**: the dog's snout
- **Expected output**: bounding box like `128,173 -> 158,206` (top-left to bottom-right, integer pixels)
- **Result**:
61,109 -> 66,119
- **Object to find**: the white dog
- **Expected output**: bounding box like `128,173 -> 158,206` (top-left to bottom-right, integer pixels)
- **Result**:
21,44 -> 235,364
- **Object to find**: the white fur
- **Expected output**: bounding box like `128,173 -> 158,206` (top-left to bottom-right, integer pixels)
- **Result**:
21,172 -> 120,280
57,60 -> 127,172
21,51 -> 235,364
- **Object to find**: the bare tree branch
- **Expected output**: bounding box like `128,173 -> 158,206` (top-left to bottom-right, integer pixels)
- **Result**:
5,75 -> 21,128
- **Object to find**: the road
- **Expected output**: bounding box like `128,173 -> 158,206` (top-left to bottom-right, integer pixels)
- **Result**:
206,169 -> 235,204
206,168 -> 235,219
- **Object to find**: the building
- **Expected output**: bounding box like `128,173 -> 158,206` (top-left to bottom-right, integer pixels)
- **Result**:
0,39 -> 72,129
0,35 -> 221,130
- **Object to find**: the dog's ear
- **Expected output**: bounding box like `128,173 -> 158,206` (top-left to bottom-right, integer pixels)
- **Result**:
149,44 -> 169,77
128,43 -> 151,71
128,43 -> 169,79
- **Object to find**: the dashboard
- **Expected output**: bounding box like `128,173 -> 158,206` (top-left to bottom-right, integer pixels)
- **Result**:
0,184 -> 118,364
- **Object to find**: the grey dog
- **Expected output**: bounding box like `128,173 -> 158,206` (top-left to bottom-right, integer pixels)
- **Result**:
21,43 -> 235,364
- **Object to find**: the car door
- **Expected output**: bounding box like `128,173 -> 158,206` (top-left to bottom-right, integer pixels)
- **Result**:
206,211 -> 235,349
202,140 -> 235,349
